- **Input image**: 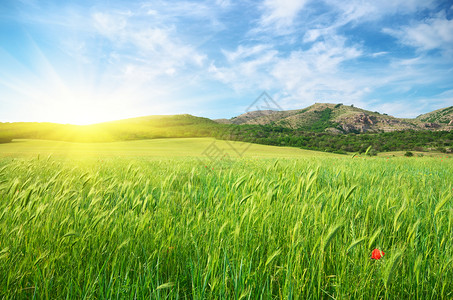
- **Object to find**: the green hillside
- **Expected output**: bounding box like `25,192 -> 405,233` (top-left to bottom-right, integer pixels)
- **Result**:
1,105 -> 452,154
0,114 -> 219,143
416,106 -> 453,123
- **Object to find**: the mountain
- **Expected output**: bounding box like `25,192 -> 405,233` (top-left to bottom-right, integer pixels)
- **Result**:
1,104 -> 452,145
1,106 -> 451,153
216,103 -> 453,133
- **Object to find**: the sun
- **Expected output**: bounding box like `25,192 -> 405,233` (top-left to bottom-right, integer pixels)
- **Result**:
47,106 -> 128,125
36,94 -> 131,125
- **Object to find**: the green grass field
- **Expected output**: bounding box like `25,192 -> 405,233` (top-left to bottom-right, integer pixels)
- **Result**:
0,139 -> 452,298
0,138 -> 331,158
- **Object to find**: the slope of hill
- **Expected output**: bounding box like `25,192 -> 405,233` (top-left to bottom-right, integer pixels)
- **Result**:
217,103 -> 453,133
0,114 -> 220,143
416,106 -> 453,124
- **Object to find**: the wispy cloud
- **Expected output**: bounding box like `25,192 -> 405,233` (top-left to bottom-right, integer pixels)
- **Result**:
301,0 -> 437,44
383,12 -> 453,55
258,0 -> 308,34
91,12 -> 207,75
210,35 -> 365,107
370,91 -> 453,118
209,44 -> 278,91
324,0 -> 436,24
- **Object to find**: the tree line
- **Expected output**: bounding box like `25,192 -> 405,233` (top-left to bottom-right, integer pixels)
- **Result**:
214,124 -> 453,154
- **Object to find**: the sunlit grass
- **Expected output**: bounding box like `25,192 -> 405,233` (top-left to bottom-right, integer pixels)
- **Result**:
0,138 -> 331,158
0,140 -> 451,298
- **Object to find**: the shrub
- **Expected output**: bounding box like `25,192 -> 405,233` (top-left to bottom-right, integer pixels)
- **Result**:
404,151 -> 414,157
368,149 -> 378,156
0,137 -> 12,144
437,147 -> 447,153
333,150 -> 347,154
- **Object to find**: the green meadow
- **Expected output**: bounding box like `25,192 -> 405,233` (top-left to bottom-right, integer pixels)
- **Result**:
0,138 -> 328,158
0,139 -> 452,298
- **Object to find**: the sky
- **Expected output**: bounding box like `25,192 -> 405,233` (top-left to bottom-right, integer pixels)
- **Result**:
0,0 -> 452,125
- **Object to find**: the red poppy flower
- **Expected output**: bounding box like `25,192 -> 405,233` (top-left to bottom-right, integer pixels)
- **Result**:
371,249 -> 384,260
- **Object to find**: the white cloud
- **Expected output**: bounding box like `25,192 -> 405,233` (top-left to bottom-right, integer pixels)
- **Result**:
89,10 -> 207,85
146,9 -> 158,16
209,45 -> 279,91
303,29 -> 322,43
92,12 -> 128,38
257,0 -> 309,34
370,92 -> 453,118
222,44 -> 271,62
215,0 -> 232,8
210,36 -> 364,105
383,13 -> 453,54
301,0 -> 437,43
209,29 -> 452,118
324,0 -> 436,24
370,52 -> 388,58
139,1 -> 226,30
270,36 -> 365,106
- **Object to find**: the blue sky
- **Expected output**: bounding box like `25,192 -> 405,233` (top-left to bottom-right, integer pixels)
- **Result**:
0,0 -> 452,124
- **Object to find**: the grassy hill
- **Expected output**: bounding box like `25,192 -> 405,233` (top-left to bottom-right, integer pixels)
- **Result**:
2,104 -> 452,144
416,106 -> 453,124
0,114 -> 220,143
1,105 -> 452,154
218,103 -> 453,133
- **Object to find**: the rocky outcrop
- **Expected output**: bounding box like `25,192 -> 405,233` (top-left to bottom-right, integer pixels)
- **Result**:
340,123 -> 371,133
422,123 -> 441,129
382,118 -> 400,125
338,113 -> 377,133
354,113 -> 376,125
325,127 -> 343,135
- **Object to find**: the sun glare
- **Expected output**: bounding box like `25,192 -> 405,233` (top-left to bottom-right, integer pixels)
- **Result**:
41,104 -> 128,125
33,91 -> 132,125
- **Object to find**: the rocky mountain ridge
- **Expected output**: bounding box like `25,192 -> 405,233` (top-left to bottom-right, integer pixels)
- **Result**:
216,103 -> 453,133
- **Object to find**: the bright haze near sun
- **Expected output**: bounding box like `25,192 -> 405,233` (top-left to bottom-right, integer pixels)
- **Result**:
0,0 -> 452,125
